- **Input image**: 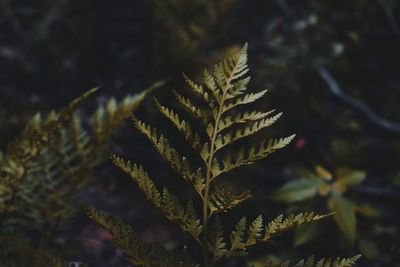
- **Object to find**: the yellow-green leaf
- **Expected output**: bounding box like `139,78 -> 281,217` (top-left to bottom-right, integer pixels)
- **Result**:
358,239 -> 379,259
336,168 -> 366,187
356,204 -> 380,218
274,179 -> 321,203
293,222 -> 320,247
328,196 -> 356,243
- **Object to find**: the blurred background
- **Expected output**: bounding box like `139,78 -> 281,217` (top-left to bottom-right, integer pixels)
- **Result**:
1,0 -> 400,266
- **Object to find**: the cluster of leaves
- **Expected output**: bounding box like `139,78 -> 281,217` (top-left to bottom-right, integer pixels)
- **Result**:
274,166 -> 380,258
87,45 -> 360,266
0,84 -> 159,266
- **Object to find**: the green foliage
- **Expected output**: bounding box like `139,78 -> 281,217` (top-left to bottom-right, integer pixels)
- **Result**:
87,45 -> 359,266
41,252 -> 89,267
274,165 -> 380,244
254,255 -> 361,267
86,207 -> 199,267
151,0 -> 236,49
2,1 -> 398,265
0,84 -> 159,265
357,239 -> 379,260
147,0 -> 238,75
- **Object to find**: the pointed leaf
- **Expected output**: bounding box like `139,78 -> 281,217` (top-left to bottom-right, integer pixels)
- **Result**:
173,90 -> 208,124
154,98 -> 202,151
208,185 -> 252,216
264,212 -> 331,241
132,117 -> 195,183
208,218 -> 228,257
328,196 -> 356,243
274,179 -> 321,203
336,168 -> 366,187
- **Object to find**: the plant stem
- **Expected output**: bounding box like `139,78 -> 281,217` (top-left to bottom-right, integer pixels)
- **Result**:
202,77 -> 232,267
202,110 -> 220,267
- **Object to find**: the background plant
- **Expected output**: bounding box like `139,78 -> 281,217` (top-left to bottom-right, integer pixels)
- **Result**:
274,165 -> 380,259
0,83 -> 159,266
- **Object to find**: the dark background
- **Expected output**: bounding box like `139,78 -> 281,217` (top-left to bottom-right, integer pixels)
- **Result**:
1,0 -> 400,266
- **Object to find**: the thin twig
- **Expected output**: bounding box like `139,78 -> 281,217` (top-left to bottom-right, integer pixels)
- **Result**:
274,0 -> 293,17
319,67 -> 400,134
377,0 -> 400,36
356,185 -> 400,201
1,0 -> 28,41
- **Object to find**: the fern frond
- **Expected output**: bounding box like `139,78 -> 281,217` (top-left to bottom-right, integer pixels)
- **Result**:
1,87 -> 98,183
185,201 -> 204,240
261,255 -> 361,267
0,84 -> 153,213
102,44 -> 307,266
225,76 -> 251,99
263,212 -> 331,241
92,81 -> 163,144
247,215 -> 264,244
132,117 -> 197,185
214,112 -> 283,152
111,155 -> 202,241
219,43 -> 249,83
217,135 -> 296,177
173,90 -> 208,125
203,69 -> 222,104
227,217 -> 247,257
112,155 -> 161,204
161,187 -> 203,241
0,88 -> 101,244
217,110 -> 276,133
222,89 -> 268,114
69,114 -> 93,177
222,213 -> 330,259
208,185 -> 252,216
86,208 -> 199,267
0,84 -> 162,266
154,98 -> 202,151
208,218 -> 228,260
184,73 -> 217,109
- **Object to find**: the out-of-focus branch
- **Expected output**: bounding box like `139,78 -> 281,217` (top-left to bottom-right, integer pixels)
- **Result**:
1,0 -> 28,41
356,185 -> 400,201
319,67 -> 400,134
273,0 -> 400,134
377,0 -> 400,36
274,0 -> 293,17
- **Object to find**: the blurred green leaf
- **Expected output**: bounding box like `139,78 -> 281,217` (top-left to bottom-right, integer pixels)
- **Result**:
336,168 -> 366,187
358,239 -> 379,259
247,254 -> 283,267
356,204 -> 380,218
273,179 -> 321,203
328,196 -> 356,243
294,222 -> 320,247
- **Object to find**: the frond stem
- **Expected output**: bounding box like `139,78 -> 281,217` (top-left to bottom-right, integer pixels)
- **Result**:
202,73 -> 235,267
